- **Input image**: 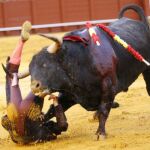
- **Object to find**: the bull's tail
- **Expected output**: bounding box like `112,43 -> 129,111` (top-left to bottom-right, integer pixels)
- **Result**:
118,4 -> 149,30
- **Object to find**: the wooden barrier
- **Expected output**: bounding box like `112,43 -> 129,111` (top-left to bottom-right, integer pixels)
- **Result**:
31,0 -> 62,32
90,0 -> 119,19
143,0 -> 150,15
0,0 -> 149,36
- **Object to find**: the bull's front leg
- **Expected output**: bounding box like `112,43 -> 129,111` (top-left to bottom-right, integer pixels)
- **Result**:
96,77 -> 116,140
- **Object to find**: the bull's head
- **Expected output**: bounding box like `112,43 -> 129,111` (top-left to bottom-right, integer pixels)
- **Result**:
29,34 -> 71,96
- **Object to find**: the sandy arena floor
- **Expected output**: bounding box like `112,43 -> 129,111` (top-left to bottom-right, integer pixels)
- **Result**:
0,35 -> 150,150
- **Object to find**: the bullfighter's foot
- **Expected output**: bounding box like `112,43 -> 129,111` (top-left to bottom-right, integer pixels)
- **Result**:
2,63 -> 19,74
21,21 -> 32,41
5,56 -> 10,69
2,56 -> 20,77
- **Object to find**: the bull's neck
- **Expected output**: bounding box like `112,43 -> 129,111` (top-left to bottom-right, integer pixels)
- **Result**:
57,42 -> 91,94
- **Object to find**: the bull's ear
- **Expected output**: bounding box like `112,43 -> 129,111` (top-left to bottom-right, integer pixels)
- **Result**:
39,33 -> 63,53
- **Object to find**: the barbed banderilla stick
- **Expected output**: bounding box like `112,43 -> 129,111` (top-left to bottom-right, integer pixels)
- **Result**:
86,22 -> 101,46
97,24 -> 150,66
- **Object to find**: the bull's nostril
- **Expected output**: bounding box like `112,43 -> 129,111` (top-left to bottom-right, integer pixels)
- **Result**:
31,80 -> 41,92
36,83 -> 40,88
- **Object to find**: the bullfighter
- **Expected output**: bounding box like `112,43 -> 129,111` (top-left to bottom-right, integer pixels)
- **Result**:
1,21 -> 68,144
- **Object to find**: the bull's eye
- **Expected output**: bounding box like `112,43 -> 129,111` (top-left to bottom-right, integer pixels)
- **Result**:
43,63 -> 47,68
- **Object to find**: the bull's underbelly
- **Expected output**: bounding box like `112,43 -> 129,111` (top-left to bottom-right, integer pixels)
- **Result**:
72,86 -> 102,111
116,71 -> 142,93
76,97 -> 100,111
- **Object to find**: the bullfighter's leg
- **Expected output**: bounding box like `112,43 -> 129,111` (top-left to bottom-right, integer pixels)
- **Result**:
5,57 -> 11,104
96,76 -> 115,139
4,21 -> 31,105
142,69 -> 150,96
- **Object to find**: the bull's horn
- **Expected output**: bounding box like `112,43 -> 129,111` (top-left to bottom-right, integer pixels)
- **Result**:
2,64 -> 30,79
39,33 -> 63,44
18,68 -> 30,79
38,33 -> 63,53
47,42 -> 59,53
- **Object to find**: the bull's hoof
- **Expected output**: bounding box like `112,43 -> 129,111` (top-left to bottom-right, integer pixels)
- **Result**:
96,129 -> 107,140
21,21 -> 32,41
111,102 -> 119,108
99,134 -> 106,140
96,133 -> 106,140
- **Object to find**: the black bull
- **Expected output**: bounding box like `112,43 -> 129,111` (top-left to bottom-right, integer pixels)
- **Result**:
29,5 -> 150,138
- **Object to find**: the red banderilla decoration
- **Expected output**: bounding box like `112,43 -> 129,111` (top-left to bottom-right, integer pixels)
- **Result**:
97,24 -> 150,66
86,22 -> 100,46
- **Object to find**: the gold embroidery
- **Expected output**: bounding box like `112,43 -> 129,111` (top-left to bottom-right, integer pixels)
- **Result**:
1,115 -> 11,130
27,102 -> 42,121
7,103 -> 18,122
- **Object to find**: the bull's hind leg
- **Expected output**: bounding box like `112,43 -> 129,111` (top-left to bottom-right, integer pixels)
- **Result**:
92,101 -> 119,121
96,77 -> 115,139
96,102 -> 112,139
143,69 -> 150,96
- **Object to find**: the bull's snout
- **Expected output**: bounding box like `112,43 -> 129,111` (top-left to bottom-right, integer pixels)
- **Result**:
31,80 -> 42,93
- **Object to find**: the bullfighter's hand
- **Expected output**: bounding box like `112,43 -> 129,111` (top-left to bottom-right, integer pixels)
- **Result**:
38,89 -> 50,98
48,92 -> 59,106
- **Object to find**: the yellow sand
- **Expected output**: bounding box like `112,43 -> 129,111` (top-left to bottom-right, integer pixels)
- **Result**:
0,35 -> 150,150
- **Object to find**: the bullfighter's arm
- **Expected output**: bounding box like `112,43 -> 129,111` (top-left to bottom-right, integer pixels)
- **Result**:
44,92 -> 76,121
43,96 -> 68,135
53,97 -> 68,132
